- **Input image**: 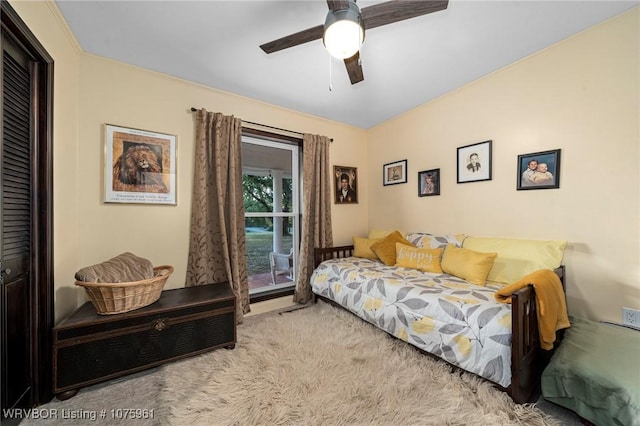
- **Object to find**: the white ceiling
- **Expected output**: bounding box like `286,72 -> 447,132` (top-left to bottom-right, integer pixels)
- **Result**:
55,0 -> 637,129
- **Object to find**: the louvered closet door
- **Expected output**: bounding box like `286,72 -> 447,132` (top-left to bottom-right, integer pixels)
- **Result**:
1,34 -> 33,412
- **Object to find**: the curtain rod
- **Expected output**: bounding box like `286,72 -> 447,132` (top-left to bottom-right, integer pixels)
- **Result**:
190,107 -> 333,142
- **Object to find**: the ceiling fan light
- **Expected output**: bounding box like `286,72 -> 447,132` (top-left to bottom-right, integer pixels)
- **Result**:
323,2 -> 364,60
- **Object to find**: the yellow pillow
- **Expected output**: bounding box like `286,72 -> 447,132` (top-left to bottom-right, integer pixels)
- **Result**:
368,229 -> 406,239
462,237 -> 567,284
395,243 -> 443,273
441,244 -> 497,286
353,236 -> 381,260
370,231 -> 414,266
368,229 -> 392,239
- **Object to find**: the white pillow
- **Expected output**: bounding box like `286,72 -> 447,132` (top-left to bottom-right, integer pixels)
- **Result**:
462,237 -> 567,284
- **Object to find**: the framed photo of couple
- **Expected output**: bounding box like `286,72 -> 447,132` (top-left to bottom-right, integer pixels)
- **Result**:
517,149 -> 561,190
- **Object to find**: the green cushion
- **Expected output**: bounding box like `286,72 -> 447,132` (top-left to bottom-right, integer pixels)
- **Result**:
541,316 -> 640,426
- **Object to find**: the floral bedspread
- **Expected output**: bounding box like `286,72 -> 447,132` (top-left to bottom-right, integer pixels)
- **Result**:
310,257 -> 513,388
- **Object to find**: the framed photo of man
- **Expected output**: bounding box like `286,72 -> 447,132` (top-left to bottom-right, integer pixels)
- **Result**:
334,166 -> 358,204
517,149 -> 561,190
457,140 -> 492,184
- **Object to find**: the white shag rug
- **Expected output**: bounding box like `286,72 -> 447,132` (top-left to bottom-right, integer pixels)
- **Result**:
159,301 -> 561,426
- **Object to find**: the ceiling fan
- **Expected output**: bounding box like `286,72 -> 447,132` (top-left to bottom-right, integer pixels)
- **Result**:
260,0 -> 449,85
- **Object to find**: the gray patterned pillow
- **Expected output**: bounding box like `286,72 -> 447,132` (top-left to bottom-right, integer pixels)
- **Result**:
75,252 -> 154,283
406,233 -> 466,249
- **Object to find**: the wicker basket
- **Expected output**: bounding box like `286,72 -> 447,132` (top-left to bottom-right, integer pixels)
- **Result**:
75,265 -> 174,315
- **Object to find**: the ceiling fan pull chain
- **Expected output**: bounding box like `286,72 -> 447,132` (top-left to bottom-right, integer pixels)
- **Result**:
328,53 -> 333,92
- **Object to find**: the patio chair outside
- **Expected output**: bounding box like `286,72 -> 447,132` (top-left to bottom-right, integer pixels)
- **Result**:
269,248 -> 293,285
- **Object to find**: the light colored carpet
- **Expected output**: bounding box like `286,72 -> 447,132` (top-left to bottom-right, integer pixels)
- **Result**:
19,368 -> 162,425
21,301 -> 581,425
161,301 -> 561,425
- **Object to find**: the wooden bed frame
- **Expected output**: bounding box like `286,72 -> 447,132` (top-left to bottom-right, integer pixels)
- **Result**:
313,245 -> 565,404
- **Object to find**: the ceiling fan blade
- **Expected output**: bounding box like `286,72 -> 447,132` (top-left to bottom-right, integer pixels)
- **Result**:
361,0 -> 448,30
260,25 -> 324,54
344,52 -> 364,85
327,0 -> 350,11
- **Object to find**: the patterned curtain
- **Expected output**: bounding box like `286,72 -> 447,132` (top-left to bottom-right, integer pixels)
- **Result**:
293,134 -> 333,303
186,109 -> 249,322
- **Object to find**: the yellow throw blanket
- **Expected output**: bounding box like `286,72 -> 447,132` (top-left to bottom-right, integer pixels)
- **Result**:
494,269 -> 570,350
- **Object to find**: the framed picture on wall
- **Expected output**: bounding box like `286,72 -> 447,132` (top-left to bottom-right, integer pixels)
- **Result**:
457,140 -> 492,184
104,124 -> 177,205
383,159 -> 407,186
418,168 -> 440,197
334,165 -> 358,204
517,149 -> 561,190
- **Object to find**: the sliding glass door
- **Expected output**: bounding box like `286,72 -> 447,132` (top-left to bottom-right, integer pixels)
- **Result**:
242,136 -> 299,296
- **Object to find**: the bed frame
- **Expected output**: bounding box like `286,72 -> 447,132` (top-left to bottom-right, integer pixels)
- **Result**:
313,245 -> 565,404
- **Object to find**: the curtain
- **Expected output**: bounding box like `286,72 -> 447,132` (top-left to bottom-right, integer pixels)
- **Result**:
293,134 -> 333,303
186,109 -> 249,322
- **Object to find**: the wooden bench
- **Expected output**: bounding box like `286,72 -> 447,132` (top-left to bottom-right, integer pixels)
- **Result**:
53,283 -> 236,400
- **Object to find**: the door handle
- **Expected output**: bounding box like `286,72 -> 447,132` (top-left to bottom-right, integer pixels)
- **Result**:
0,260 -> 10,276
0,260 -> 10,284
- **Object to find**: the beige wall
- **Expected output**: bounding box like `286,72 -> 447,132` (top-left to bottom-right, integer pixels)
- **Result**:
11,1 -> 638,324
367,8 -> 639,323
8,0 -> 83,318
12,1 -> 368,321
74,56 -> 368,317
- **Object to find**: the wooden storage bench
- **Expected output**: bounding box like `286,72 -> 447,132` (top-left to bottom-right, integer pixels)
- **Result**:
53,282 -> 236,400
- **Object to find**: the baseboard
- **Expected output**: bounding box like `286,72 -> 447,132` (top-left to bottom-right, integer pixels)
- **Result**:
247,294 -> 297,317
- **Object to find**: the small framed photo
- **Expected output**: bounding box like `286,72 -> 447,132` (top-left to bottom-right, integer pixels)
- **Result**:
457,140 -> 492,184
383,159 -> 407,186
105,124 -> 177,205
334,165 -> 358,204
517,149 -> 561,190
418,169 -> 440,197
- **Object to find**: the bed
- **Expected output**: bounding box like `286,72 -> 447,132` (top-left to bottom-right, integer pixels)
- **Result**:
310,232 -> 568,404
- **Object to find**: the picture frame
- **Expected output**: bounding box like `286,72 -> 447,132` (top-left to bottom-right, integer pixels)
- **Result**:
383,159 -> 407,186
104,124 -> 177,205
457,140 -> 492,184
418,168 -> 440,197
517,149 -> 561,190
334,165 -> 358,204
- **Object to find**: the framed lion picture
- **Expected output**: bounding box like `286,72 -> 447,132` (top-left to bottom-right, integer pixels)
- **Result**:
104,124 -> 177,205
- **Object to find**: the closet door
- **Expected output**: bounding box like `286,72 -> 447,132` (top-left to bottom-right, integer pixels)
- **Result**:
1,2 -> 54,419
1,28 -> 34,416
